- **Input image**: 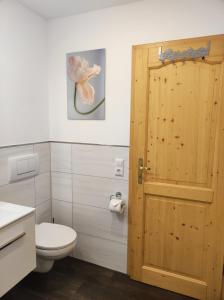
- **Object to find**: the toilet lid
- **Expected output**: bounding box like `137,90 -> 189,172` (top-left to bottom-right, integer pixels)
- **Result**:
35,223 -> 77,250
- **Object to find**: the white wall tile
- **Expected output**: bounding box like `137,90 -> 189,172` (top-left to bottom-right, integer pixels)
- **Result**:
34,143 -> 51,174
0,144 -> 51,226
0,145 -> 33,186
35,200 -> 52,224
73,175 -> 128,209
52,200 -> 72,227
50,142 -> 129,273
72,144 -> 129,179
74,233 -> 127,273
52,172 -> 72,202
0,178 -> 35,207
35,173 -> 51,206
73,204 -> 127,244
51,143 -> 72,173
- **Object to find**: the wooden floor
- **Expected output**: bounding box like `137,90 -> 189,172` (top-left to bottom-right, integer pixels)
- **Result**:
2,257 -> 195,300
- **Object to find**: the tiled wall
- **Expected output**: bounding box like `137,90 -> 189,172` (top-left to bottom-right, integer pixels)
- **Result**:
51,142 -> 129,273
0,141 -> 129,273
0,143 -> 52,224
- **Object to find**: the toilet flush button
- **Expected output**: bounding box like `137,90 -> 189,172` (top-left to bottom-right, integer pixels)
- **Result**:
8,153 -> 39,183
17,159 -> 29,175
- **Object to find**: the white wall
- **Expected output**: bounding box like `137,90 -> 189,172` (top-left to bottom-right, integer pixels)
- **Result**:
0,0 -> 49,147
48,0 -> 224,146
1,0 -> 224,147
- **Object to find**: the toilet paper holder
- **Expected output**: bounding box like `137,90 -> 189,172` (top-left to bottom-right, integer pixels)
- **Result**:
109,192 -> 126,214
110,192 -> 122,200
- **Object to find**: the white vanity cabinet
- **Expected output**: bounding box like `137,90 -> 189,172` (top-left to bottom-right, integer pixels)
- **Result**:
0,202 -> 36,297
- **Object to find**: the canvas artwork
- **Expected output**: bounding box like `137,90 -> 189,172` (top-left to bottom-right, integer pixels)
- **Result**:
67,48 -> 105,120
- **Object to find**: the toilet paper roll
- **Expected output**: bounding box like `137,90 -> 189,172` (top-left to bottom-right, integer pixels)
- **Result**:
109,198 -> 125,214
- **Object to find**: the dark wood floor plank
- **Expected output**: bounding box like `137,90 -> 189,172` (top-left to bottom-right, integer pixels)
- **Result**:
2,257 -> 195,300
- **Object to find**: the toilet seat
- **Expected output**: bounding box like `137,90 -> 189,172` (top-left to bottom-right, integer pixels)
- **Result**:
35,223 -> 77,250
36,242 -> 76,260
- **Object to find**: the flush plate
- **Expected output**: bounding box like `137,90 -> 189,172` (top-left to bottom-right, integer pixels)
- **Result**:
8,153 -> 39,183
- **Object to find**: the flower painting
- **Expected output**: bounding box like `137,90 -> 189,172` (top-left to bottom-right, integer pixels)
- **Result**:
67,49 -> 105,120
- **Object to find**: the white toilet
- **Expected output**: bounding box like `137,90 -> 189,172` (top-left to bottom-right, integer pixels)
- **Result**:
35,223 -> 77,273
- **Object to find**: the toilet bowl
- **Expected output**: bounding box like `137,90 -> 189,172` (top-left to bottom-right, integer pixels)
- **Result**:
35,223 -> 77,273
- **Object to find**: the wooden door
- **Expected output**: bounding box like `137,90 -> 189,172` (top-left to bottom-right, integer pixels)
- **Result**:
128,35 -> 224,300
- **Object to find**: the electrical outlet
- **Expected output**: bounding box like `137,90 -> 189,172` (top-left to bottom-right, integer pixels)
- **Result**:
114,158 -> 124,177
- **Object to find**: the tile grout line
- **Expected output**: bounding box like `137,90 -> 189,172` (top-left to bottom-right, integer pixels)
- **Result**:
32,144 -> 37,224
49,142 -> 53,223
51,171 -> 129,182
0,141 -> 130,150
71,144 -> 74,229
76,231 -> 128,246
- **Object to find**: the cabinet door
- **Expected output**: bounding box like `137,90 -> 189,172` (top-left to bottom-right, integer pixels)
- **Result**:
0,213 -> 36,297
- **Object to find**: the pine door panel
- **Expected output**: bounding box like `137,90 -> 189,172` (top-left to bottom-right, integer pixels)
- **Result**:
144,196 -> 207,278
147,62 -> 220,186
128,35 -> 224,300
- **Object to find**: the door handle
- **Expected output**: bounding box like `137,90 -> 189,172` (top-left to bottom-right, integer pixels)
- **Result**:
139,166 -> 151,171
138,158 -> 150,184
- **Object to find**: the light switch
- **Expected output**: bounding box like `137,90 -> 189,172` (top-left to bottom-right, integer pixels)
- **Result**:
114,158 -> 124,177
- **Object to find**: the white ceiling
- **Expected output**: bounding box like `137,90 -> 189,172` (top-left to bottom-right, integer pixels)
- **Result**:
17,0 -> 141,19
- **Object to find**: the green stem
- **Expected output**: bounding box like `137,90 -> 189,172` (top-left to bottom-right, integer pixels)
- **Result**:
74,84 -> 105,115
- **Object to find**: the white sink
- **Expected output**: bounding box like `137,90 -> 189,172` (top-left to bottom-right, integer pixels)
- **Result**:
0,202 -> 35,229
